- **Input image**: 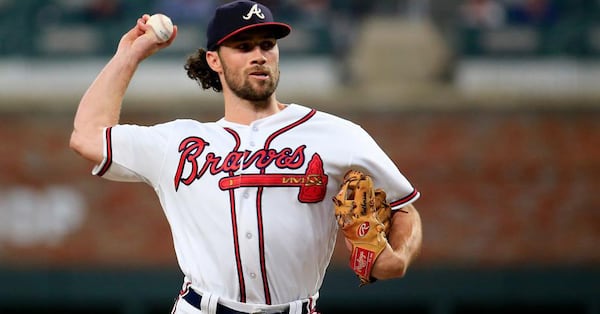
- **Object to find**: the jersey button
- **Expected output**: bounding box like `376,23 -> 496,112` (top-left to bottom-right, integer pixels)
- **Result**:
246,232 -> 252,239
252,126 -> 258,132
250,272 -> 257,279
249,141 -> 255,147
243,192 -> 249,199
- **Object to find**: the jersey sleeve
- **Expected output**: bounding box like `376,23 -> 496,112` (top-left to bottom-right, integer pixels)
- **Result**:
348,126 -> 420,210
92,124 -> 169,187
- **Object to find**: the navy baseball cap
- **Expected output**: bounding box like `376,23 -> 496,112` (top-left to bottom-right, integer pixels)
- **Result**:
206,0 -> 291,51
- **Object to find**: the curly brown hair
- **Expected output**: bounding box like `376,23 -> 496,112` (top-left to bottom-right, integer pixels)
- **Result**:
184,48 -> 222,92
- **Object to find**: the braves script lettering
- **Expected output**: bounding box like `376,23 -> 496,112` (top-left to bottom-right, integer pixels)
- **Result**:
174,136 -> 306,190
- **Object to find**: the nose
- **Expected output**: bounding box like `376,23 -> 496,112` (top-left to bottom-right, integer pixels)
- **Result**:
250,46 -> 267,65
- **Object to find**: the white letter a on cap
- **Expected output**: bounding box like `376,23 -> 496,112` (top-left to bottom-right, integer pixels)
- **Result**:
243,4 -> 265,20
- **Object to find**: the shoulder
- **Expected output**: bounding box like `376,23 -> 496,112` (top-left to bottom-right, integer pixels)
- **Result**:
156,119 -> 202,128
291,103 -> 361,130
114,119 -> 224,139
150,119 -> 222,132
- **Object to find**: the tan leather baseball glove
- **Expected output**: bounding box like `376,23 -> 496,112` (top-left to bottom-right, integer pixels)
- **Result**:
332,170 -> 392,286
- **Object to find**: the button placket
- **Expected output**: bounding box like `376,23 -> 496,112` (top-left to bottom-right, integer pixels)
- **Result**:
249,124 -> 259,148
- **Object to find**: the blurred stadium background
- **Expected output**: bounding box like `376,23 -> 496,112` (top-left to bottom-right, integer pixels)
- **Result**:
0,0 -> 598,313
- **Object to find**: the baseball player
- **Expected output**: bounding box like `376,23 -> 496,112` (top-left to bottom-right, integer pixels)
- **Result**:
70,1 -> 422,313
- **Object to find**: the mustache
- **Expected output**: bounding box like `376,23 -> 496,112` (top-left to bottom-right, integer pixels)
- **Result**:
247,66 -> 272,75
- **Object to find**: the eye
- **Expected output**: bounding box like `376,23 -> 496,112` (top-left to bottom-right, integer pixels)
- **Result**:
260,40 -> 276,51
237,43 -> 252,52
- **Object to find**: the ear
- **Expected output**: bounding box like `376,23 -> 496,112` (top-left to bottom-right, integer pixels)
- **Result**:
205,50 -> 222,73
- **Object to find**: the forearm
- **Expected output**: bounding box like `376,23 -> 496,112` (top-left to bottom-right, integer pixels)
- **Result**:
75,53 -> 137,130
372,203 -> 422,279
70,53 -> 139,163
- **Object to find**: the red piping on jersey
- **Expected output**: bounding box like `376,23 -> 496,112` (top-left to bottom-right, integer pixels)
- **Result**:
224,127 -> 247,303
96,127 -> 113,176
389,188 -> 419,209
256,108 -> 317,305
218,173 -> 323,189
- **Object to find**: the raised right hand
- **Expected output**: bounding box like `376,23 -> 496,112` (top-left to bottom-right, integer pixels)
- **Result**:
115,14 -> 178,63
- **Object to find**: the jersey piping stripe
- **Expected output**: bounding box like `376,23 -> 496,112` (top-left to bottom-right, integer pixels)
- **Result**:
254,186 -> 269,304
96,127 -> 113,176
389,188 -> 419,208
224,127 -> 247,303
257,108 -> 317,305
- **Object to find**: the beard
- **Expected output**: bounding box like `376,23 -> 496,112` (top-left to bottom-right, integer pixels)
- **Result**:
221,62 -> 280,103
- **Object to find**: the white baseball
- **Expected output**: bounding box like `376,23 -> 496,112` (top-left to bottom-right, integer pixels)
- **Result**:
146,14 -> 173,43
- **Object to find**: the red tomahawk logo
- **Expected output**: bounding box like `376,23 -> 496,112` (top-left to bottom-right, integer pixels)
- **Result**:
218,154 -> 328,203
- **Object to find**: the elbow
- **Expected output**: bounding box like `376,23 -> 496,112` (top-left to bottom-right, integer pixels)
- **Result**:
69,121 -> 105,164
69,130 -> 84,155
69,128 -> 101,164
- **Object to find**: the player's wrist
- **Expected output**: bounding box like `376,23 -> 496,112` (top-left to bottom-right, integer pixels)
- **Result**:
110,51 -> 142,75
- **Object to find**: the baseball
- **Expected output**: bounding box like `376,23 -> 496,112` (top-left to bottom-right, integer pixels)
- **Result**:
146,13 -> 173,43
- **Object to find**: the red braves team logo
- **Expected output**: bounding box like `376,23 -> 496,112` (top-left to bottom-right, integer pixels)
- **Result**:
357,222 -> 370,237
218,153 -> 327,203
173,136 -> 328,203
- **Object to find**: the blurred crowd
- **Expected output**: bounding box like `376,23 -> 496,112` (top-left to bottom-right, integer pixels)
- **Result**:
2,0 -> 598,60
27,0 -> 382,25
457,0 -> 600,56
459,0 -> 560,29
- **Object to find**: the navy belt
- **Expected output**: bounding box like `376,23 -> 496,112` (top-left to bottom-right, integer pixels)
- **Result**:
181,289 -> 309,314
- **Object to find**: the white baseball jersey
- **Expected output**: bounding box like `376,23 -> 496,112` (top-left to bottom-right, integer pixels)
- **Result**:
92,103 -> 419,307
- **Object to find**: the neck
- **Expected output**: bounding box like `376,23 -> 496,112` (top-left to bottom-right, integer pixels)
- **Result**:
223,95 -> 284,125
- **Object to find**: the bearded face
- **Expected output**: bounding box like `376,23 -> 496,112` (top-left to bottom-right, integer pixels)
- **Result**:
221,57 -> 280,103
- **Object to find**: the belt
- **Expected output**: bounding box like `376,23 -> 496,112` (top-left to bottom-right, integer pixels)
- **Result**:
181,288 -> 309,314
